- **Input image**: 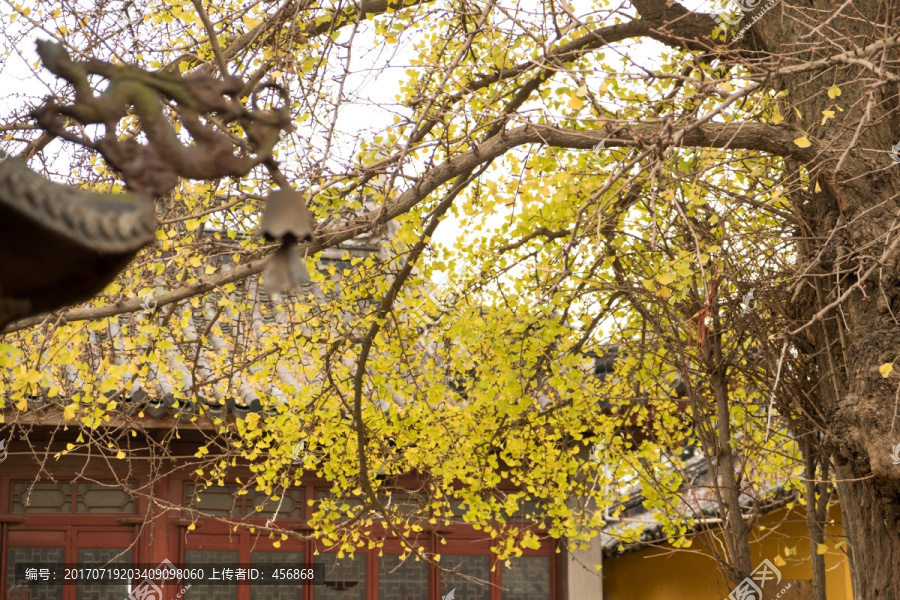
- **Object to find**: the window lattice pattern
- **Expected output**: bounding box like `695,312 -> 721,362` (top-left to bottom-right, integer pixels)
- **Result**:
511,500 -> 548,524
6,546 -> 65,600
440,555 -> 490,600
501,556 -> 551,600
314,490 -> 364,517
316,554 -> 366,600
378,554 -> 428,600
12,482 -> 73,513
184,550 -> 239,600
250,552 -> 305,600
75,483 -> 135,513
186,484 -> 240,517
186,484 -> 304,519
76,548 -> 132,600
12,481 -> 135,513
248,489 -> 304,520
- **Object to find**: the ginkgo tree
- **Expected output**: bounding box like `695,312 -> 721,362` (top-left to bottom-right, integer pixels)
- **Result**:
1,0 -> 898,597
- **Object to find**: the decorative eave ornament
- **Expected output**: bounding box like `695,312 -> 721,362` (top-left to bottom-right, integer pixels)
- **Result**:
0,40 -> 299,329
259,188 -> 316,301
0,156 -> 156,328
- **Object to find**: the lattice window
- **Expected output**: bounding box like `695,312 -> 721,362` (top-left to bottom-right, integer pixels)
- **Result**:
184,549 -> 239,600
186,484 -> 240,517
379,554 -> 428,600
11,482 -> 73,513
75,482 -> 135,513
12,481 -> 136,514
248,488 -> 304,520
314,490 -> 364,518
76,548 -> 132,600
317,554 -> 366,600
250,552 -> 305,600
186,483 -> 304,519
511,499 -> 549,525
501,556 -> 551,600
446,497 -> 546,524
5,546 -> 65,600
390,491 -> 427,516
440,555 -> 491,600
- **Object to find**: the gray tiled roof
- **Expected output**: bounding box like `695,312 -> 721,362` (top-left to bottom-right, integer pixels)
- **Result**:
3,214 -> 398,426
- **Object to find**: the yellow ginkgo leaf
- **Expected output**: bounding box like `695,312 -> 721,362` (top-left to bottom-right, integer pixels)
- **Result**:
817,543 -> 828,555
793,136 -> 812,148
827,85 -> 841,99
880,363 -> 894,378
656,273 -> 677,285
774,555 -> 786,567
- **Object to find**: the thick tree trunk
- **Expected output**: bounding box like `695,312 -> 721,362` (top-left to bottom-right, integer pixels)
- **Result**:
750,0 -> 900,596
833,462 -> 900,598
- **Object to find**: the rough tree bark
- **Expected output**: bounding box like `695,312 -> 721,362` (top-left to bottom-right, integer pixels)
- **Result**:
751,0 -> 900,597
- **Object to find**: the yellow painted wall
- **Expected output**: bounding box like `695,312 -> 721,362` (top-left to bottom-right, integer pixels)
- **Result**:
603,503 -> 852,600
